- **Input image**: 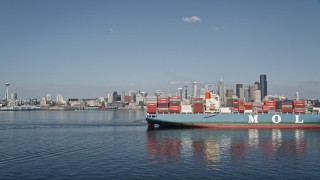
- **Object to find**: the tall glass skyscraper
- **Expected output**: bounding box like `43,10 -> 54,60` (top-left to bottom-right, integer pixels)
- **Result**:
218,80 -> 225,107
260,74 -> 267,101
193,82 -> 198,98
236,84 -> 243,99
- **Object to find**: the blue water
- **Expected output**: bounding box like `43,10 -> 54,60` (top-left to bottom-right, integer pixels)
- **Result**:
1,111 -> 320,179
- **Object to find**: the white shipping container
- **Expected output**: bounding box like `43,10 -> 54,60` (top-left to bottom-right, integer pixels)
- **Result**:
313,107 -> 320,113
181,105 -> 192,113
244,110 -> 253,114
220,107 -> 232,114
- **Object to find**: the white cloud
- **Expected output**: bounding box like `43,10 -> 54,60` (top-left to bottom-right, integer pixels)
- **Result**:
182,16 -> 201,23
109,28 -> 114,33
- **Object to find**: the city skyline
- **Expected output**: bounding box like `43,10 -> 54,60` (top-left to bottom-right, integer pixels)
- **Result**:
0,74 -> 315,101
1,1 -> 320,99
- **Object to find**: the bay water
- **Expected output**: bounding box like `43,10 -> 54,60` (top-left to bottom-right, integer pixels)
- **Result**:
1,111 -> 320,179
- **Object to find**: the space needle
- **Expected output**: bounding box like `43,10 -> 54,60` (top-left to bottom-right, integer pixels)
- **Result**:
4,83 -> 10,101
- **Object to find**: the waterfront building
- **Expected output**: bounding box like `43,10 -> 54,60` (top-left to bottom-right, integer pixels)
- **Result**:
98,97 -> 105,103
46,94 -> 52,102
121,91 -> 126,102
200,88 -> 206,96
178,88 -> 183,101
125,96 -> 132,103
141,92 -> 147,98
254,90 -> 261,103
260,74 -> 268,101
206,84 -> 214,92
136,94 -> 144,106
40,97 -> 47,106
184,86 -> 188,100
113,91 -> 118,102
249,84 -> 259,102
225,89 -> 234,107
239,87 -> 245,100
236,84 -> 243,99
295,92 -> 300,100
193,82 -> 198,98
129,90 -> 135,103
254,81 -> 260,89
155,90 -> 165,97
226,89 -> 233,98
244,86 -> 249,102
11,92 -> 17,100
107,94 -> 113,103
218,80 -> 225,107
56,94 -> 66,105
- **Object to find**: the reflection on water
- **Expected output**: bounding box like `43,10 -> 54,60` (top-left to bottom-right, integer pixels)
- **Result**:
146,128 -> 313,167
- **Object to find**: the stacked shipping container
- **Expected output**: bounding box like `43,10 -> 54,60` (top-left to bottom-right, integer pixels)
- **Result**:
147,96 -> 307,115
255,104 -> 263,113
264,100 -> 276,113
244,102 -> 253,113
294,100 -> 306,114
282,100 -> 293,113
239,99 -> 245,113
158,98 -> 169,113
233,99 -> 245,113
146,96 -> 157,114
169,96 -> 181,113
193,98 -> 204,113
233,99 -> 239,113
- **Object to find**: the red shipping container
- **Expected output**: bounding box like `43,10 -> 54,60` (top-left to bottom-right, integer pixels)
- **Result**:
158,107 -> 169,113
193,104 -> 204,113
170,105 -> 181,108
170,96 -> 180,99
193,98 -> 204,101
294,100 -> 306,105
147,103 -> 157,113
239,106 -> 244,113
147,109 -> 157,114
282,108 -> 293,113
244,102 -> 253,110
268,106 -> 276,110
170,106 -> 181,113
193,110 -> 204,113
158,97 -> 169,101
264,100 -> 276,105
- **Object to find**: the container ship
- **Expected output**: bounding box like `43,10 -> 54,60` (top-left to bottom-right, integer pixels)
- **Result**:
145,92 -> 320,129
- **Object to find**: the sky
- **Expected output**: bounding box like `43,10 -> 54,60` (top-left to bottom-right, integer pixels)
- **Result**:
1,0 -> 320,99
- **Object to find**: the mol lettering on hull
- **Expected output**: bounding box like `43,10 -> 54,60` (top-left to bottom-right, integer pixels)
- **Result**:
248,115 -> 304,124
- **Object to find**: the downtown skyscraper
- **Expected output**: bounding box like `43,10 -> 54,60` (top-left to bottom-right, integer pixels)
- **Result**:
236,84 -> 244,99
218,79 -> 225,107
260,74 -> 267,101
